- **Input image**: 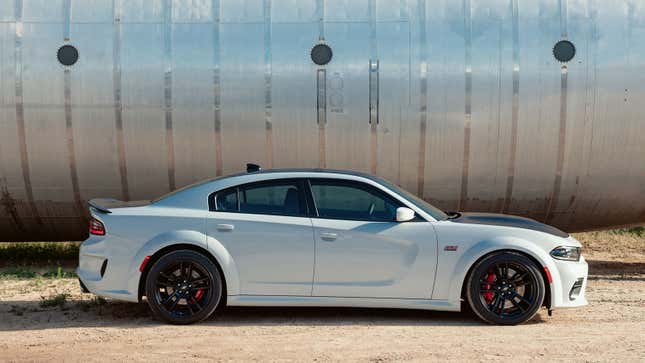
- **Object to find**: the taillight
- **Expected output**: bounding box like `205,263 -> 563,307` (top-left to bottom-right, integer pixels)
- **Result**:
89,217 -> 106,236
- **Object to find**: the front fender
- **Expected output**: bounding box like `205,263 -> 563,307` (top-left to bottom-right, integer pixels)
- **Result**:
439,237 -> 562,309
125,230 -> 240,299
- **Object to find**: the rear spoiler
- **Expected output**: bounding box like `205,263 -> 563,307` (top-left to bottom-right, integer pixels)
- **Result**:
88,198 -> 151,214
88,199 -> 116,214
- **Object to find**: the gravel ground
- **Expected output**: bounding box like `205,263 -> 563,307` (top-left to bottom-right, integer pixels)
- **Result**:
0,268 -> 643,362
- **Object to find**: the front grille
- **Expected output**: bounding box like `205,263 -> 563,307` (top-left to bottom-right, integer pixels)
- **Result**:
569,278 -> 584,300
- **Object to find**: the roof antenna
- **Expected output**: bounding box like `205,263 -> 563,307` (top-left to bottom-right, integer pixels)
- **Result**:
246,163 -> 261,173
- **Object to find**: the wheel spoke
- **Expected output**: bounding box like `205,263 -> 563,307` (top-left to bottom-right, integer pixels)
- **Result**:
159,272 -> 176,283
191,276 -> 209,285
162,291 -> 179,306
510,296 -> 526,312
514,292 -> 532,306
186,263 -> 193,280
167,296 -> 181,311
495,267 -> 504,280
494,295 -> 505,315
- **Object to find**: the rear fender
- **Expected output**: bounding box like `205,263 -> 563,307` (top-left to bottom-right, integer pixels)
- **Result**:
126,230 -> 240,298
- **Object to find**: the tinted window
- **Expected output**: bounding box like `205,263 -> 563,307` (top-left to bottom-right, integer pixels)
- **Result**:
238,181 -> 305,216
215,188 -> 237,212
310,180 -> 400,221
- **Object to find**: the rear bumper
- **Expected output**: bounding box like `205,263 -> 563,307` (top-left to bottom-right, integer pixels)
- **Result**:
77,235 -> 139,302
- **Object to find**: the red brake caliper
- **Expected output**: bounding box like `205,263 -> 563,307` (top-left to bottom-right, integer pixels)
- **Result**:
483,270 -> 496,303
194,289 -> 205,301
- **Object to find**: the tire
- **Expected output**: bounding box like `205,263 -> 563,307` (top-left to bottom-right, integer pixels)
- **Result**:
465,251 -> 545,325
145,250 -> 223,324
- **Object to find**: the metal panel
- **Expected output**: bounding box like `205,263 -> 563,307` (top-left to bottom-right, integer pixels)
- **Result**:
22,0 -> 64,22
219,22 -> 266,173
0,24 -> 15,105
122,107 -> 169,199
375,21 -> 409,187
71,0 -> 113,23
270,0 -> 317,23
270,22 -> 319,168
72,107 -> 121,200
0,0 -> 16,22
118,0 -> 164,23
69,23 -> 114,106
21,23 -> 64,106
120,24 -> 165,107
423,0 -> 466,212
511,0 -> 561,219
465,0 -> 512,212
221,0 -> 263,23
171,0 -> 213,23
324,21 -> 371,173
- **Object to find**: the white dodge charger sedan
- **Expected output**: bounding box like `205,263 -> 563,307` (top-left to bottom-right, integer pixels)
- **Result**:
78,166 -> 588,325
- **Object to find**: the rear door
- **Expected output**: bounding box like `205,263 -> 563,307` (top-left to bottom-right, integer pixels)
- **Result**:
205,179 -> 314,296
308,178 -> 437,299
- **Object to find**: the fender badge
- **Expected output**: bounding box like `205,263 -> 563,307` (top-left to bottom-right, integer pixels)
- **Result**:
444,245 -> 458,252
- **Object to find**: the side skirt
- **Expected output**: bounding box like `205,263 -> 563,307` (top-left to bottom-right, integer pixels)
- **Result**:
227,295 -> 461,312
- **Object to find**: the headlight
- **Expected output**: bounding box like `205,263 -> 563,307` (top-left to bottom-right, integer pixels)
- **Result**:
550,246 -> 581,261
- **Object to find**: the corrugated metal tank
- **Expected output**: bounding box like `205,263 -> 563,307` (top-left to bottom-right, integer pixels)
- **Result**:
0,0 -> 643,241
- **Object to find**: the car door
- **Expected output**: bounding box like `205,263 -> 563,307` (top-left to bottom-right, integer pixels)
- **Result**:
309,178 -> 437,299
205,179 -> 314,296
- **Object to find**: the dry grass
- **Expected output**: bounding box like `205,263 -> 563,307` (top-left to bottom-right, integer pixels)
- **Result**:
574,228 -> 645,263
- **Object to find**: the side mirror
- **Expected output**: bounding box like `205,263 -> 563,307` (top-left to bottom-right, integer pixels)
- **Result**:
396,207 -> 415,222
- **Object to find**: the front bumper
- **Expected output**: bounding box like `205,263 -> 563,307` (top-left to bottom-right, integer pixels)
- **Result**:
550,256 -> 589,308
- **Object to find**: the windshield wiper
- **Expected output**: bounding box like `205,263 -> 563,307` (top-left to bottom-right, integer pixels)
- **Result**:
445,211 -> 462,220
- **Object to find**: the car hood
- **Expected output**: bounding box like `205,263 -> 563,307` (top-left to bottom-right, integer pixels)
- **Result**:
447,212 -> 569,238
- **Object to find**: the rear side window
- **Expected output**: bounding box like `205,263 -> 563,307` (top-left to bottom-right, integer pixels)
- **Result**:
215,188 -> 237,212
309,180 -> 401,221
211,180 -> 306,217
240,182 -> 304,216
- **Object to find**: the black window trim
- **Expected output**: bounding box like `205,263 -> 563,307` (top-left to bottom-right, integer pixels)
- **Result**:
208,178 -> 311,218
306,177 -> 416,222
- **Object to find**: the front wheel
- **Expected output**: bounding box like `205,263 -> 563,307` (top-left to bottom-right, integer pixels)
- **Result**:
465,251 -> 545,325
145,250 -> 223,324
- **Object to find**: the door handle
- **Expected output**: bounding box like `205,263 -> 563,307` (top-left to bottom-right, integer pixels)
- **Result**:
216,224 -> 234,232
320,232 -> 338,241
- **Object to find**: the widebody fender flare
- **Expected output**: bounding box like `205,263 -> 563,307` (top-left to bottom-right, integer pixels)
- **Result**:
444,237 -> 563,309
126,230 -> 240,298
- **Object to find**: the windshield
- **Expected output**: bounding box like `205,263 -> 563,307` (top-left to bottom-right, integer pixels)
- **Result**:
376,178 -> 448,221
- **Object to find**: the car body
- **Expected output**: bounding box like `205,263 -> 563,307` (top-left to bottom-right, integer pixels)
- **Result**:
78,168 -> 588,324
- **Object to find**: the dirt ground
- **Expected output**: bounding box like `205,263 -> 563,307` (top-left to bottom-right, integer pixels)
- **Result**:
0,232 -> 644,362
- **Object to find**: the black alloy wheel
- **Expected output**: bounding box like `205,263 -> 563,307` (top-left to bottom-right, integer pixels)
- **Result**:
145,250 -> 222,324
466,251 -> 545,325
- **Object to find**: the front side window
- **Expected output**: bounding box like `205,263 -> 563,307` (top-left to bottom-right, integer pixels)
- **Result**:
309,180 -> 401,221
212,180 -> 306,217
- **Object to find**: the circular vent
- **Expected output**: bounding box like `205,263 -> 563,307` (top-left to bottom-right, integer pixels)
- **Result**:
57,44 -> 79,66
311,43 -> 333,66
553,40 -> 575,63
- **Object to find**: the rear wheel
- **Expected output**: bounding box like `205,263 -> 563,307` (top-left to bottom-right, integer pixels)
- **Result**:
145,250 -> 222,324
466,251 -> 545,325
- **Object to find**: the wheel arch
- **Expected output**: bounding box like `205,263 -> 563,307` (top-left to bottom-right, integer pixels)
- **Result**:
441,238 -> 560,310
459,249 -> 552,309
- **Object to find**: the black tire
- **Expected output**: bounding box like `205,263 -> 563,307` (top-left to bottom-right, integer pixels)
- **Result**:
145,250 -> 223,324
465,251 -> 545,325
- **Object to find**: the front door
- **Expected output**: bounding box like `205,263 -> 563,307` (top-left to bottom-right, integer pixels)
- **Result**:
205,179 -> 314,296
309,179 -> 437,299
